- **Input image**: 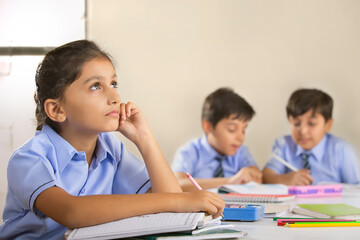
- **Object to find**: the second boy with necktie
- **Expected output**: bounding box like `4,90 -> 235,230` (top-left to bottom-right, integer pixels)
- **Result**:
263,88 -> 360,185
172,87 -> 262,191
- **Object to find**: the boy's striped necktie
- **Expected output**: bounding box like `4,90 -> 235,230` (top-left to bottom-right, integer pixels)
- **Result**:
300,153 -> 311,170
214,156 -> 224,178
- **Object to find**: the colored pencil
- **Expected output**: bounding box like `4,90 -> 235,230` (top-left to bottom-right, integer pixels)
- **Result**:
272,154 -> 298,171
273,217 -> 319,221
293,221 -> 359,225
277,218 -> 356,226
186,172 -> 203,190
285,222 -> 360,227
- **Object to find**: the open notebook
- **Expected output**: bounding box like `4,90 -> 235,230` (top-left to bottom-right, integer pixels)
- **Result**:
67,212 -> 216,240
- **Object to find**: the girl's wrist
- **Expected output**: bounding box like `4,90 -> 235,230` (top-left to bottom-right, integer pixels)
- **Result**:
133,131 -> 157,153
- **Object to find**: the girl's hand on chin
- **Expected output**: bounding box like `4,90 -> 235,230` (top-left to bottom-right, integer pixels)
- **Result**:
117,102 -> 151,144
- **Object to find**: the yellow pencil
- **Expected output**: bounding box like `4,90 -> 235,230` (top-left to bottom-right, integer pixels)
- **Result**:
285,222 -> 360,228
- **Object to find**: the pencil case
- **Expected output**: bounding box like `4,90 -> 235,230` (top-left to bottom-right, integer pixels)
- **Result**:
287,184 -> 342,198
222,204 -> 264,221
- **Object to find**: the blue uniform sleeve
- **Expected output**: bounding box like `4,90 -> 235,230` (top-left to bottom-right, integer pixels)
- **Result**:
338,142 -> 360,184
264,137 -> 288,174
7,149 -> 57,213
171,144 -> 197,175
112,142 -> 151,194
238,145 -> 258,168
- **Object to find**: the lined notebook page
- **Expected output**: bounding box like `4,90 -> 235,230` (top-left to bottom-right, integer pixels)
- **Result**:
68,212 -> 204,240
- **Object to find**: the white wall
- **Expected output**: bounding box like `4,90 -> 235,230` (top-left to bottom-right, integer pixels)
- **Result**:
0,57 -> 41,222
87,0 -> 360,168
0,0 -> 85,222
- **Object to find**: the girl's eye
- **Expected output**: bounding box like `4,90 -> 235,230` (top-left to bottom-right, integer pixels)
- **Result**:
90,83 -> 100,91
228,129 -> 236,133
111,81 -> 118,88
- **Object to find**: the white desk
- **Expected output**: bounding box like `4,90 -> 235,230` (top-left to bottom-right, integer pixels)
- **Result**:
224,184 -> 360,240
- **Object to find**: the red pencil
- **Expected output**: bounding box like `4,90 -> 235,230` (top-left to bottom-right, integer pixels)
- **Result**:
277,218 -> 355,226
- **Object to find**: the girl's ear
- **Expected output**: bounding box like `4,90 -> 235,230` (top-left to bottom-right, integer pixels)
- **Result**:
202,119 -> 213,134
44,99 -> 66,122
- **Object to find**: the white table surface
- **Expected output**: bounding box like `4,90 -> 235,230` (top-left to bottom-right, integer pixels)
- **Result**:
222,184 -> 360,240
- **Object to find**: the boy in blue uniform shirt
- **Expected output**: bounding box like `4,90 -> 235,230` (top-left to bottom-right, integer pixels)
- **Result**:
263,88 -> 360,185
172,87 -> 262,191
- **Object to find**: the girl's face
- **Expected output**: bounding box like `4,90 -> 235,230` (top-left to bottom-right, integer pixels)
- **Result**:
60,58 -> 121,134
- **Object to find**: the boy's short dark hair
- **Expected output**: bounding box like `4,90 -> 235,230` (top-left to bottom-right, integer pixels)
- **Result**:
286,88 -> 333,121
201,87 -> 255,127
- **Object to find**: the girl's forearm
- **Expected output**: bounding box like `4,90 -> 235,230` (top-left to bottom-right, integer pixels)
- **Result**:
36,187 -> 181,229
135,132 -> 182,193
69,193 -> 178,227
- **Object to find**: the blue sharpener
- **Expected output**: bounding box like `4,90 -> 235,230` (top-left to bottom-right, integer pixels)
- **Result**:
222,204 -> 264,221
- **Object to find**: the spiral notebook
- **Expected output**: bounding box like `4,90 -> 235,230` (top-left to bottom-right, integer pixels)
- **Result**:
218,181 -> 289,195
221,193 -> 295,203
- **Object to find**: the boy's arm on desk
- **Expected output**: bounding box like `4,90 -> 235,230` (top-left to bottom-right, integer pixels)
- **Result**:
175,167 -> 262,192
262,168 -> 314,186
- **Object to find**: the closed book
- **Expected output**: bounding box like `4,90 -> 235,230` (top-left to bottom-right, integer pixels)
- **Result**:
292,204 -> 360,219
263,204 -> 292,218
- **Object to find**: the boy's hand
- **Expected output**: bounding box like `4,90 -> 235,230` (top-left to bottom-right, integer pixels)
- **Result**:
247,166 -> 263,183
285,169 -> 314,185
116,102 -> 151,144
228,167 -> 253,184
175,191 -> 225,219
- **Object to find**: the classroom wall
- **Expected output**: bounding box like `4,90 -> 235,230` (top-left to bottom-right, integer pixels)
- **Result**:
0,0 -> 85,221
87,0 -> 360,168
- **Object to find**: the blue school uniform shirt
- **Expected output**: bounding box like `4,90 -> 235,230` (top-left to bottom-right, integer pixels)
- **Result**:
264,133 -> 360,184
0,125 -> 151,240
171,135 -> 257,178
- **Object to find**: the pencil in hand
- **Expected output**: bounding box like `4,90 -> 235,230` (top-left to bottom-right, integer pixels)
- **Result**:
185,172 -> 225,218
186,172 -> 203,190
